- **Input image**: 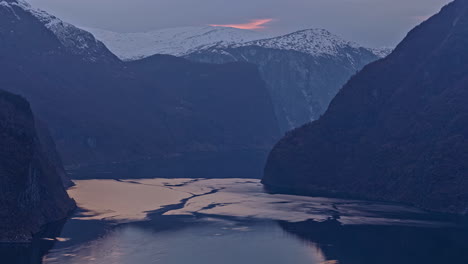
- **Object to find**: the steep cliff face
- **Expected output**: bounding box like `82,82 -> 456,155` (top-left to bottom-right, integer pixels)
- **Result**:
0,0 -> 280,177
35,119 -> 74,188
186,29 -> 383,132
0,90 -> 75,242
264,0 -> 468,214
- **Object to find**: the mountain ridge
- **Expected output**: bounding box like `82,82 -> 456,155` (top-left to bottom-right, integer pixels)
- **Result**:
85,26 -> 391,61
226,28 -> 390,58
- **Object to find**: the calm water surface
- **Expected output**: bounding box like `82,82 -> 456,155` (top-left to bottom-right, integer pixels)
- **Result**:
2,178 -> 468,264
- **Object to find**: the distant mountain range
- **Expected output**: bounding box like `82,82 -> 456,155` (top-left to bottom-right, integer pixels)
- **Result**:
87,26 -> 391,132
0,0 -> 280,179
263,0 -> 468,215
84,26 -> 269,61
86,26 -> 391,61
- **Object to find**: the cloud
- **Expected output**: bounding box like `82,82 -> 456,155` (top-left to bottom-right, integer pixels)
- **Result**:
210,18 -> 274,30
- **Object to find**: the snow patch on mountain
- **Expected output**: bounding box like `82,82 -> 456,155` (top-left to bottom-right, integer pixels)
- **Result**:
0,1 -> 21,19
369,47 -> 393,58
84,26 -> 269,61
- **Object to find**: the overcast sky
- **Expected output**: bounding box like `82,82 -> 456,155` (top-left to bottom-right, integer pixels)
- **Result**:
28,0 -> 452,47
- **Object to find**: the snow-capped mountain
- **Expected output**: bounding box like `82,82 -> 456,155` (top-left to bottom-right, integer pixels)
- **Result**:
1,0 -> 115,62
86,26 -> 391,61
84,26 -> 269,61
234,29 -> 370,57
186,29 -> 387,132
202,28 -> 391,59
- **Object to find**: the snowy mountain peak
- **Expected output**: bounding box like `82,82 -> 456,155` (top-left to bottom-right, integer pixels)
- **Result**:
231,28 -> 364,57
0,0 -> 114,62
84,26 -> 269,61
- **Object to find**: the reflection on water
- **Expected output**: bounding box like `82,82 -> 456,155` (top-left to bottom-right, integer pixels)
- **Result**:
280,219 -> 468,264
2,178 -> 468,264
0,220 -> 66,264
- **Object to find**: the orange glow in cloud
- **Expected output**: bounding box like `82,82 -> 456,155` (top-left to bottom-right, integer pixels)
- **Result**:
210,19 -> 274,30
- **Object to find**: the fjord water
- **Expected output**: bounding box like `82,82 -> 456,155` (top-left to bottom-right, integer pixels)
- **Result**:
3,178 -> 468,264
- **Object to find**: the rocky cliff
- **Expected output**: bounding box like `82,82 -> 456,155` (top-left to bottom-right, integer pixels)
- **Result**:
0,90 -> 75,242
264,0 -> 468,214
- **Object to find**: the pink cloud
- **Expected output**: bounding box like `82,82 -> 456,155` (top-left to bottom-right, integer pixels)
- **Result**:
210,19 -> 274,30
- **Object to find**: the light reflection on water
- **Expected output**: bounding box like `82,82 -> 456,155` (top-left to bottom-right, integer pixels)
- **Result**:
44,221 -> 327,264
